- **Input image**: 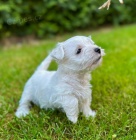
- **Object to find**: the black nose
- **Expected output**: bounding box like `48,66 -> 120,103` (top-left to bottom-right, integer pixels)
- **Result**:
94,48 -> 101,54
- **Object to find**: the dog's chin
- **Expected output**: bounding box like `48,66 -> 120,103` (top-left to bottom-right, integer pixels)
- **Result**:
93,56 -> 102,65
87,57 -> 102,71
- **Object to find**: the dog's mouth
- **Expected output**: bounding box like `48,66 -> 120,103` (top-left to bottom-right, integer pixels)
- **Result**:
93,56 -> 101,64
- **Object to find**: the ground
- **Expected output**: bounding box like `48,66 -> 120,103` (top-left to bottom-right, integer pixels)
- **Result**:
0,24 -> 136,140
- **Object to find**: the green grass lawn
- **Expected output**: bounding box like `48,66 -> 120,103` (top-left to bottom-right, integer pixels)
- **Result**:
0,24 -> 136,140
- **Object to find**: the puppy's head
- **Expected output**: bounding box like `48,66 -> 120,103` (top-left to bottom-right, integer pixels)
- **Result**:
51,36 -> 105,71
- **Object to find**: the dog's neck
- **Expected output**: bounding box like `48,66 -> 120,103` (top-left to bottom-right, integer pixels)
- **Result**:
56,65 -> 91,81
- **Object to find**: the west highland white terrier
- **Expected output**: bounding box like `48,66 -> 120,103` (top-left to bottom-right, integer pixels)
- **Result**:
15,36 -> 105,123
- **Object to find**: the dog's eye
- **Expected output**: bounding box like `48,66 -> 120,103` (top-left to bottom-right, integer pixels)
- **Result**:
76,48 -> 82,54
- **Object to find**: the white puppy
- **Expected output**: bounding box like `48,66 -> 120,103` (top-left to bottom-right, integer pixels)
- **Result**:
15,36 -> 105,123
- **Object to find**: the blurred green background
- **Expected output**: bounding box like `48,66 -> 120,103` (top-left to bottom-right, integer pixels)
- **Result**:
0,0 -> 136,39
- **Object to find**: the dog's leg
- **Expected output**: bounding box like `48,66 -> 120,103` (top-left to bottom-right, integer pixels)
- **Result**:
60,95 -> 79,123
15,91 -> 32,118
82,99 -> 96,118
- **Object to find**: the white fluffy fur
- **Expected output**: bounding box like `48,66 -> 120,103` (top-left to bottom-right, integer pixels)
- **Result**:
15,36 -> 105,123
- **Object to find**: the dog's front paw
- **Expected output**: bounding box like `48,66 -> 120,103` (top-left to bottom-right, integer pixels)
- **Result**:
85,110 -> 96,118
15,109 -> 29,118
68,116 -> 78,124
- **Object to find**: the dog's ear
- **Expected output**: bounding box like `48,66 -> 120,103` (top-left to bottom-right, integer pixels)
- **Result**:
51,43 -> 64,61
88,35 -> 92,39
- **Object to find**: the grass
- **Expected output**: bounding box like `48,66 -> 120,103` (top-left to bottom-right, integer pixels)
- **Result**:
0,24 -> 136,140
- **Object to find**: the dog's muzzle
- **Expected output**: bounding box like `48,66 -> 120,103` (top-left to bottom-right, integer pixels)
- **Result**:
93,56 -> 101,64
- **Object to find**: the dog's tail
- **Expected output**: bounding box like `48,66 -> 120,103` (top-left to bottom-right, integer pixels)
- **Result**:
37,54 -> 53,71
